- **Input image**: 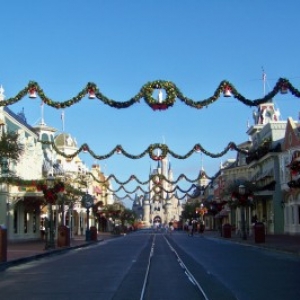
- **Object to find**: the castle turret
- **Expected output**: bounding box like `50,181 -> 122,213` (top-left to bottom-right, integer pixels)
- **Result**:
143,197 -> 150,225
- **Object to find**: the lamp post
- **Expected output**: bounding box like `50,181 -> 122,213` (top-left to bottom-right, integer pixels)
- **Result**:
231,185 -> 253,240
196,203 -> 207,233
68,201 -> 74,240
38,177 -> 65,250
45,176 -> 55,250
82,193 -> 93,241
239,185 -> 247,240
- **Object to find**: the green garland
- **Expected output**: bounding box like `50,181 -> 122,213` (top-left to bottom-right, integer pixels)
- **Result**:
85,172 -> 211,185
0,177 -> 84,196
40,141 -> 246,161
113,191 -> 194,201
1,78 -> 297,110
104,182 -> 199,195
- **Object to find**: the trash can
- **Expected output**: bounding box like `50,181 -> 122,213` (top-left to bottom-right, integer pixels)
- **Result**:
254,222 -> 265,243
57,225 -> 70,247
90,226 -> 98,241
85,229 -> 91,241
222,223 -> 231,238
0,225 -> 7,262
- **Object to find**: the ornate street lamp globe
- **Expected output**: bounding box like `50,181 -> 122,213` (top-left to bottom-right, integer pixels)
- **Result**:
239,185 -> 246,195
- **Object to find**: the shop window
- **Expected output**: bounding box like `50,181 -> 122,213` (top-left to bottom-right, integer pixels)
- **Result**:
41,133 -> 50,142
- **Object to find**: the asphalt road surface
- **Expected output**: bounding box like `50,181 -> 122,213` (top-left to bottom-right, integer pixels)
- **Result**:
0,230 -> 299,300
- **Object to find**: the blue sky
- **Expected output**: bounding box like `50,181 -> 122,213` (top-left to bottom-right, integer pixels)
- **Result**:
1,1 -> 300,207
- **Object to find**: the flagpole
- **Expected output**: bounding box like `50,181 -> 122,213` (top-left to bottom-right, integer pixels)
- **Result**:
41,100 -> 45,125
262,67 -> 266,96
61,110 -> 65,132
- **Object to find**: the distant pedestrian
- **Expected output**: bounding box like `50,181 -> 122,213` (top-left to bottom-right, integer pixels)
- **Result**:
251,215 -> 258,225
191,219 -> 197,236
199,221 -> 205,234
188,220 -> 193,236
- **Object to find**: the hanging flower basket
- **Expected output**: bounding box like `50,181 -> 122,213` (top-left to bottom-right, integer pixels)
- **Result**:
36,181 -> 65,204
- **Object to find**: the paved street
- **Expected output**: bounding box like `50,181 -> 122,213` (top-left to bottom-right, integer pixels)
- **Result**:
0,230 -> 300,300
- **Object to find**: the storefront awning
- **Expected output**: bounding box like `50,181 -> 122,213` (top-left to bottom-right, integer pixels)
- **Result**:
93,186 -> 102,194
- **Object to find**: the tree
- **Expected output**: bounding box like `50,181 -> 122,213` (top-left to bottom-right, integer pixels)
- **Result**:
181,201 -> 201,220
0,131 -> 23,175
120,208 -> 137,229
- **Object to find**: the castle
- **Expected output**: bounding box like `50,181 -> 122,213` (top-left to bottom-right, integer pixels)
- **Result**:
132,157 -> 183,227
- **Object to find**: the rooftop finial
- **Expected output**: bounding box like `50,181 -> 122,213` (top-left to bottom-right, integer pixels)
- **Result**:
0,85 -> 5,101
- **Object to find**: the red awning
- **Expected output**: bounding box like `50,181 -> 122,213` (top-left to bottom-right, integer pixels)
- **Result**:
93,186 -> 102,194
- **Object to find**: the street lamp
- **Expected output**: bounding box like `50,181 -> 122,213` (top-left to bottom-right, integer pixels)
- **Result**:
196,203 -> 207,233
82,193 -> 93,241
45,176 -> 55,250
38,177 -> 65,250
239,185 -> 247,240
230,185 -> 253,240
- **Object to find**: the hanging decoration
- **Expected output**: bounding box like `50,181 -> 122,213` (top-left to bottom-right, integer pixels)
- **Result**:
229,191 -> 254,208
88,86 -> 96,99
0,78 -> 298,110
28,83 -> 37,98
36,181 -> 65,204
0,168 -> 213,192
149,143 -> 169,160
223,85 -> 232,97
102,182 -> 198,195
39,140 -> 248,161
0,177 -> 209,202
112,191 -> 197,202
141,80 -> 177,110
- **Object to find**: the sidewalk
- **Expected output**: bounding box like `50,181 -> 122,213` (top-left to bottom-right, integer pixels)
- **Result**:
195,230 -> 300,255
0,232 -> 116,271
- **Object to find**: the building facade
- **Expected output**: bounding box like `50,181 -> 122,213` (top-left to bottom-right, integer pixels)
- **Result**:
0,86 -> 112,241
